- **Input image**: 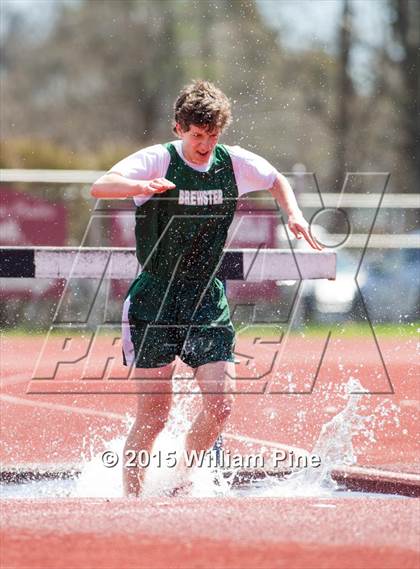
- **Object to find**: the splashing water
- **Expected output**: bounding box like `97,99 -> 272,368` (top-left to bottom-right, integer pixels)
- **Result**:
243,377 -> 371,497
76,372 -> 232,498
75,377 -> 374,498
269,378 -> 370,496
306,378 -> 370,480
3,376 -> 397,499
75,373 -> 191,497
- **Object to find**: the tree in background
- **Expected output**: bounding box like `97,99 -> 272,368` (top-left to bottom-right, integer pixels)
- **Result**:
1,0 -> 418,197
1,0 -> 331,171
388,0 -> 419,193
332,0 -> 354,192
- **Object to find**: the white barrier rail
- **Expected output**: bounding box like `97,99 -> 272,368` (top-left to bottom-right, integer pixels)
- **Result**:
0,247 -> 336,281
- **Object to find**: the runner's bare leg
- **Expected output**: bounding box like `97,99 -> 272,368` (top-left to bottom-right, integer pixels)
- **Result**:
123,362 -> 175,497
185,360 -> 235,456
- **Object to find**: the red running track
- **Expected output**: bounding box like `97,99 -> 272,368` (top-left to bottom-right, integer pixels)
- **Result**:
1,497 -> 419,569
1,334 -> 418,472
1,332 -> 419,568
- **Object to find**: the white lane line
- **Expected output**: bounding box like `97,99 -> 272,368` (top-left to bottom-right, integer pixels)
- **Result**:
0,394 -> 127,421
1,372 -> 34,386
400,400 -> 419,409
0,393 -> 309,455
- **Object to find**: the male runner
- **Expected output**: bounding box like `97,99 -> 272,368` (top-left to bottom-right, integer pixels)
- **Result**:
91,80 -> 321,497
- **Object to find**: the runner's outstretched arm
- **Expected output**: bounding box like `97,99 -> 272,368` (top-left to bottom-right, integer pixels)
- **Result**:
90,172 -> 175,199
269,173 -> 323,251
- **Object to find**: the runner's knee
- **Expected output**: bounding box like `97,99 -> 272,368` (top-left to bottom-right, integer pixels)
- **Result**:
131,413 -> 168,437
204,395 -> 233,424
133,396 -> 171,434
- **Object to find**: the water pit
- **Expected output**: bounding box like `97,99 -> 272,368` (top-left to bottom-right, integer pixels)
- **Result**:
2,378 -> 418,500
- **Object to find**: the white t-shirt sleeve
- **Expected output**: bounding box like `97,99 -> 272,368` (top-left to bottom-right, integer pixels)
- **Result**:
226,145 -> 279,196
109,144 -> 171,206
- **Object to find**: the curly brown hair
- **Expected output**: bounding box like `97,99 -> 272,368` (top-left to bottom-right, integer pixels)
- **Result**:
173,80 -> 232,134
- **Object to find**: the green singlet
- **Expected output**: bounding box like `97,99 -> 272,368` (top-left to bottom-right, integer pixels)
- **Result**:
135,143 -> 238,282
123,143 -> 238,369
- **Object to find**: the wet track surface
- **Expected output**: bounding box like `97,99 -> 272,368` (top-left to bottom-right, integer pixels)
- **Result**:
1,333 -> 419,568
2,497 -> 419,569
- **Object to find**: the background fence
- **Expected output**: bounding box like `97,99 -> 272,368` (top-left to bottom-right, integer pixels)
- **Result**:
1,170 -> 418,330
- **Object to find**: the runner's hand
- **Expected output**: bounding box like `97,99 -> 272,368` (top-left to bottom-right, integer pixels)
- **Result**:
288,213 -> 323,251
141,178 -> 176,196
